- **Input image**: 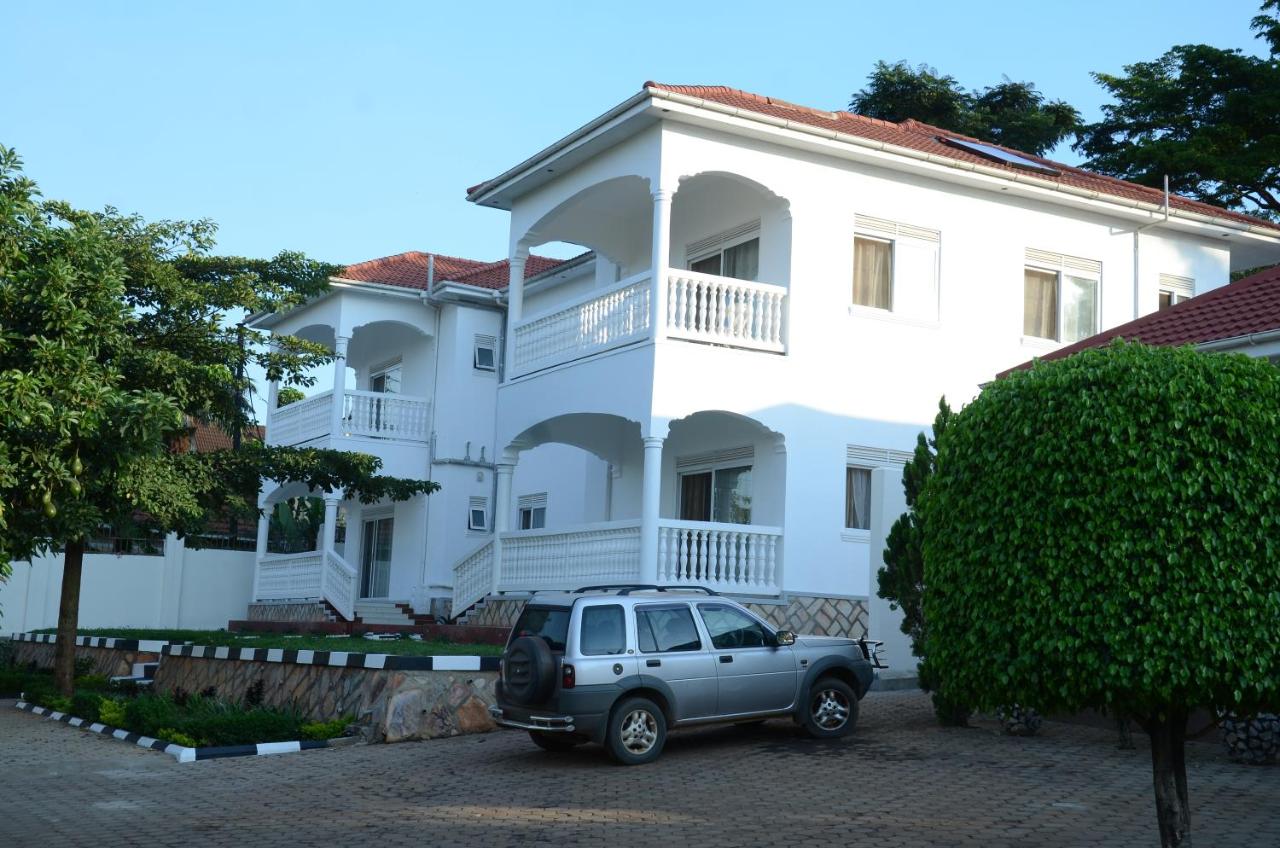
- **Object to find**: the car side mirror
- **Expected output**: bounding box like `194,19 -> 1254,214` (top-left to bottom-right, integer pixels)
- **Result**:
775,630 -> 796,647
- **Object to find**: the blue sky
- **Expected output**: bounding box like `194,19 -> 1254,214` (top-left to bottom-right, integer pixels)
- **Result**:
5,0 -> 1269,268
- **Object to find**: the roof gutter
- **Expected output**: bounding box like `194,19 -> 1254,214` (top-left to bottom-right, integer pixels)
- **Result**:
1195,328 -> 1280,352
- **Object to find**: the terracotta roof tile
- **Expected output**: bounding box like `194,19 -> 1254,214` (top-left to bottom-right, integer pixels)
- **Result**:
1000,264 -> 1280,376
339,250 -> 570,292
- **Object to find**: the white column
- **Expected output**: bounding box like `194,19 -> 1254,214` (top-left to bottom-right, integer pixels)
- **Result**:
330,334 -> 349,440
650,189 -> 673,342
505,249 -> 528,377
251,494 -> 271,603
157,532 -> 185,628
492,462 -> 515,594
868,466 -> 914,673
639,435 -> 664,584
322,492 -> 341,554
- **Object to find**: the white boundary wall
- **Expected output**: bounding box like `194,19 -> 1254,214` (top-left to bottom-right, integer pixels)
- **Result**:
1,539 -> 254,633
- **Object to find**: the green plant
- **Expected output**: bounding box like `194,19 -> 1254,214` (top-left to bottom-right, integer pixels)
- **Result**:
923,341 -> 1280,848
98,697 -> 126,727
244,678 -> 265,708
72,674 -> 111,692
300,715 -> 353,740
156,727 -> 201,748
124,694 -> 180,737
70,691 -> 102,722
72,656 -> 95,677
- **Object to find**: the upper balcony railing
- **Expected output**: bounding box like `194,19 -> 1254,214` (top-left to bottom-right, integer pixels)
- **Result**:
508,269 -> 788,377
267,389 -> 432,447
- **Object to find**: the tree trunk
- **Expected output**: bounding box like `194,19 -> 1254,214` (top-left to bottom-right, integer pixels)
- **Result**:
52,539 -> 85,697
1147,710 -> 1192,848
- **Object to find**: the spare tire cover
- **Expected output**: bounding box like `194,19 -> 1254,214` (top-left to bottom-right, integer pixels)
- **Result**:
504,636 -> 555,705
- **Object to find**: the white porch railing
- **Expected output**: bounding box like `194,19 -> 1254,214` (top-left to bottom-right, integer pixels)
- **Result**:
342,391 -> 431,442
511,273 -> 651,376
267,390 -> 431,447
666,272 -> 787,352
657,520 -> 781,594
254,549 -> 358,621
451,542 -> 495,618
498,520 -> 642,592
267,390 -> 333,446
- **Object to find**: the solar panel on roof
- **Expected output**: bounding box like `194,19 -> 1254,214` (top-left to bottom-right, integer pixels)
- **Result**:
938,136 -> 1062,176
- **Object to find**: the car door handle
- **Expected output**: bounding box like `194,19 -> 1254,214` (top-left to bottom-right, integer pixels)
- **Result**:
719,655 -> 733,664
646,659 -> 661,667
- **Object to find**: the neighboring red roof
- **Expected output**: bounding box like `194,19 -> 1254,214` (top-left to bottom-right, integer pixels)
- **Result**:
186,420 -> 264,453
470,81 -> 1280,235
339,250 -> 569,291
1000,265 -> 1280,376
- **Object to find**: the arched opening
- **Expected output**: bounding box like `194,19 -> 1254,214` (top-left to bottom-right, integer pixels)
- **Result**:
670,172 -> 791,286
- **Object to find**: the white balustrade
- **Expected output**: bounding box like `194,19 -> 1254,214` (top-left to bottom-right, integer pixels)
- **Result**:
656,520 -> 781,594
341,391 -> 431,442
498,521 -> 642,591
666,272 -> 787,352
254,551 -> 325,602
321,550 -> 357,621
511,274 -> 651,376
267,391 -> 333,446
451,542 -> 495,617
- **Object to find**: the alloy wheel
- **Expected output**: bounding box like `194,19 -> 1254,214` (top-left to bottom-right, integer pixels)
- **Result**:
620,708 -> 659,754
811,687 -> 851,731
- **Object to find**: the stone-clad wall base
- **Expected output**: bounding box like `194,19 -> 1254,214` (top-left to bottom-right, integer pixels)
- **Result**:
462,594 -> 868,638
12,641 -> 160,678
247,602 -> 332,623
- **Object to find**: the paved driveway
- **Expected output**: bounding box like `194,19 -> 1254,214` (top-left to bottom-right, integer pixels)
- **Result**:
0,692 -> 1274,847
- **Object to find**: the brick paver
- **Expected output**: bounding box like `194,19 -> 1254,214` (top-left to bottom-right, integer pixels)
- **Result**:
0,692 -> 1274,847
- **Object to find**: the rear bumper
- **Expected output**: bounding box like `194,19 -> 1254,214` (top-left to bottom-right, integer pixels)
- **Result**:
491,682 -> 615,741
489,706 -> 579,733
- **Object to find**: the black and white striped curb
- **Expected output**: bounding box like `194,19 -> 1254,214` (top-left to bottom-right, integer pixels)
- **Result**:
10,632 -> 169,652
13,700 -> 335,763
162,643 -> 501,672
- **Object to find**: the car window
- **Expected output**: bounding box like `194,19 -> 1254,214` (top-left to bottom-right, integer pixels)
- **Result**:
697,604 -> 769,650
636,605 -> 702,653
510,605 -> 570,652
579,605 -> 626,656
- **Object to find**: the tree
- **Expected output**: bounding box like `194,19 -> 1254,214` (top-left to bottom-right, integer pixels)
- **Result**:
0,146 -> 438,694
1076,2 -> 1280,219
922,341 -> 1280,847
850,61 -> 1081,155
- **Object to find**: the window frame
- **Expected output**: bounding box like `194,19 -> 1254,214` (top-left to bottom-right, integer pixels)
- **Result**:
677,463 -> 754,525
685,223 -> 761,282
852,233 -> 895,311
578,604 -> 627,656
1158,274 -> 1194,311
368,359 -> 403,394
467,496 -> 489,532
473,335 -> 497,372
517,493 -> 547,530
696,602 -> 773,650
1022,263 -> 1100,344
844,465 -> 873,532
635,603 -> 705,654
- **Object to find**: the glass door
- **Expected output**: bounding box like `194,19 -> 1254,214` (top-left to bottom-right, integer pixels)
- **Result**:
359,516 -> 393,598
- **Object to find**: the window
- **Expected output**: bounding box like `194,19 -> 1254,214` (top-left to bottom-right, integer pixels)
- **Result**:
679,466 -> 752,524
697,603 -> 770,649
518,493 -> 547,530
510,605 -> 570,651
1158,274 -> 1194,310
845,466 -> 872,530
473,335 -> 497,371
369,361 -> 401,394
1023,250 -> 1101,343
579,605 -> 626,656
686,221 -> 761,282
637,605 -> 703,653
467,496 -> 488,531
852,216 -> 940,320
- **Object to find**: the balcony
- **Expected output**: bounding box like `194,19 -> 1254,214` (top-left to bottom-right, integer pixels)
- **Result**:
508,270 -> 788,377
267,389 -> 432,448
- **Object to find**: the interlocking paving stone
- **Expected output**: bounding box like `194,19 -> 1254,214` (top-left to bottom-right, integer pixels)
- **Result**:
1,692 -> 1275,847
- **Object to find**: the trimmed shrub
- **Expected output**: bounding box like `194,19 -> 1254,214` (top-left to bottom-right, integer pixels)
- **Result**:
124,694 -> 180,737
300,715 -> 353,740
156,727 -> 200,748
70,691 -> 102,722
98,697 -> 127,727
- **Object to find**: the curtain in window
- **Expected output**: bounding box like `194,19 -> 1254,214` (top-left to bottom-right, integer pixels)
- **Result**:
1023,269 -> 1058,339
853,237 -> 892,309
1060,276 -> 1098,343
680,472 -> 712,522
845,467 -> 871,530
722,238 -> 760,282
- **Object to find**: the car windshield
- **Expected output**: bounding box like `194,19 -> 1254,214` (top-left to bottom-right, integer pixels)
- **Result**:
510,605 -> 571,652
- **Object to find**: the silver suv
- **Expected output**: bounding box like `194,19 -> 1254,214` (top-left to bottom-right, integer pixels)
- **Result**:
490,585 -> 884,765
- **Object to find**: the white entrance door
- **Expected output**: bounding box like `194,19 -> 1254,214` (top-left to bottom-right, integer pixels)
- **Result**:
360,516 -> 393,598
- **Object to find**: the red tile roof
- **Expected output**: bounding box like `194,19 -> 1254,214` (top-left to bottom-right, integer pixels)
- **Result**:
1000,264 -> 1280,376
339,250 -> 569,291
187,420 -> 264,453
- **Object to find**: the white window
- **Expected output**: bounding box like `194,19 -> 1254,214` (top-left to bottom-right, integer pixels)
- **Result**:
686,221 -> 760,282
1023,249 -> 1101,343
369,360 -> 401,394
1158,273 -> 1194,310
518,493 -> 547,530
473,335 -> 497,371
676,446 -> 755,525
467,496 -> 489,532
845,466 -> 872,530
852,216 -> 940,321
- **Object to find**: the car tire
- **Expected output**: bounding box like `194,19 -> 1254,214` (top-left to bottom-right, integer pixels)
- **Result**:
802,677 -> 859,739
605,696 -> 667,765
528,730 -> 581,752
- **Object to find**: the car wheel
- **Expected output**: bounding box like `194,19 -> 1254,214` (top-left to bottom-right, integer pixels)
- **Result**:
802,677 -> 859,739
605,697 -> 667,765
528,730 -> 581,752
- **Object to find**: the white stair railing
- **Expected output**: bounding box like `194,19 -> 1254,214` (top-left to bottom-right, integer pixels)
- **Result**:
254,551 -> 324,602
321,550 -> 358,621
451,541 -> 495,618
498,521 -> 642,591
666,272 -> 787,352
656,520 -> 782,594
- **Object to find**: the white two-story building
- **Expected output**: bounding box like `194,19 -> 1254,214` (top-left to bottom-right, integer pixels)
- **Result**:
246,82 -> 1280,666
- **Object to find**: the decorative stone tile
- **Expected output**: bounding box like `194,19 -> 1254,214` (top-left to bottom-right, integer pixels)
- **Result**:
247,602 -> 331,622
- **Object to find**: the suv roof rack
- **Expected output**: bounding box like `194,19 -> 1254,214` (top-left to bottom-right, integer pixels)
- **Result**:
571,584 -> 720,596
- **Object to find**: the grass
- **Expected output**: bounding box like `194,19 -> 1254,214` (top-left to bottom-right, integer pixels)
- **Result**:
30,628 -> 504,657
